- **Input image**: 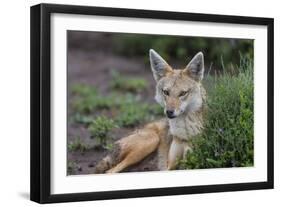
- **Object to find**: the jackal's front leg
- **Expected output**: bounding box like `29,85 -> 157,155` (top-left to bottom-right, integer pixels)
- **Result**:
167,137 -> 184,170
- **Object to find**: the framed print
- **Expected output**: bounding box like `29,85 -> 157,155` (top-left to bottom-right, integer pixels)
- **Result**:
30,3 -> 274,203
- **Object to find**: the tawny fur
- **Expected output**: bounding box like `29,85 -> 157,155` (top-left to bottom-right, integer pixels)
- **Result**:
94,119 -> 171,173
150,50 -> 206,170
94,50 -> 206,173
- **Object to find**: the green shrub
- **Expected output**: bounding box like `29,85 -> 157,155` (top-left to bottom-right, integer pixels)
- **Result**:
88,116 -> 117,147
179,57 -> 253,169
68,137 -> 88,153
110,70 -> 148,92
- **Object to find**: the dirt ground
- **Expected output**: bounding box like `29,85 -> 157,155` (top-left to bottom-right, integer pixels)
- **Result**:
67,32 -> 164,175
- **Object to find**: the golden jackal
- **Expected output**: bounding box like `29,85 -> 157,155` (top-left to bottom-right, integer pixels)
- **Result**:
94,49 -> 206,173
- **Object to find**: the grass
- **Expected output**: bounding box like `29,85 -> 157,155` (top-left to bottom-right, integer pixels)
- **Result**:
116,102 -> 149,127
179,56 -> 254,169
147,104 -> 164,116
71,83 -> 98,97
116,102 -> 164,127
72,91 -> 115,113
71,83 -> 145,114
71,81 -> 164,128
110,70 -> 148,92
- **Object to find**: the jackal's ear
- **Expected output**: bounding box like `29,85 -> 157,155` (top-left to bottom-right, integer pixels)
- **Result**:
149,49 -> 172,81
184,52 -> 204,81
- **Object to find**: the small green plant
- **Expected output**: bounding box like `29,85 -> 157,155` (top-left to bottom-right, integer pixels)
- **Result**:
113,96 -> 163,127
88,116 -> 117,147
72,90 -> 115,113
71,84 -> 99,113
104,142 -> 114,151
72,96 -> 96,113
110,70 -> 148,92
116,103 -> 149,127
73,95 -> 115,113
71,83 -> 98,97
68,137 -> 88,153
179,56 -> 254,169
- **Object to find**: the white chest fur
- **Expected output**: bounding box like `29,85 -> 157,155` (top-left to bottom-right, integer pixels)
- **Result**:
168,113 -> 203,141
169,117 -> 188,140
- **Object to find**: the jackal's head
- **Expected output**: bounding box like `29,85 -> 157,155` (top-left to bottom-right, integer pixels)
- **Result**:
149,49 -> 205,119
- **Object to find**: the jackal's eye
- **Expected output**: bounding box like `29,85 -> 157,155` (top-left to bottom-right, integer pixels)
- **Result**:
179,90 -> 188,97
162,89 -> 169,96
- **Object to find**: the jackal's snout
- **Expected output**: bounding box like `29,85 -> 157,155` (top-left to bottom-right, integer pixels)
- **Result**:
165,110 -> 176,119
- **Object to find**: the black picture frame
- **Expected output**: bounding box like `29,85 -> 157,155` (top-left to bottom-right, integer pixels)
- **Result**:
30,3 -> 274,204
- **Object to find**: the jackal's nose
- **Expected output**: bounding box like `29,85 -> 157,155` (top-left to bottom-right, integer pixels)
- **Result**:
166,110 -> 176,119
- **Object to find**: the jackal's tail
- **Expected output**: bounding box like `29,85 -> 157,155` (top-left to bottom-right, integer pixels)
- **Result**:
93,143 -> 121,174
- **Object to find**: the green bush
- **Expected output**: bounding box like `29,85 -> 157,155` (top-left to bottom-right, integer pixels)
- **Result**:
88,116 -> 117,147
110,70 -> 148,92
179,57 -> 254,169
